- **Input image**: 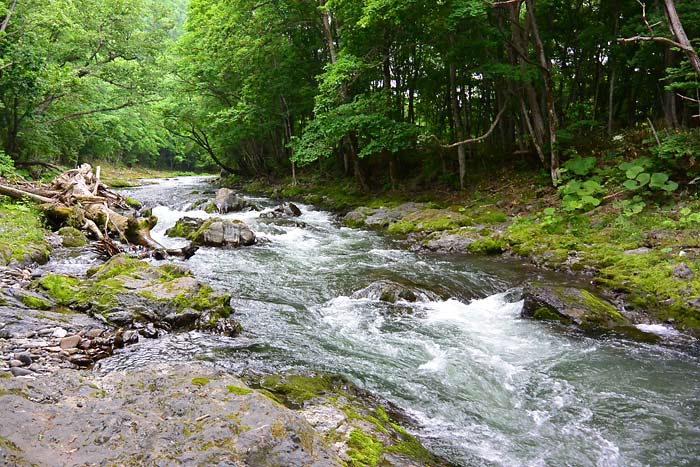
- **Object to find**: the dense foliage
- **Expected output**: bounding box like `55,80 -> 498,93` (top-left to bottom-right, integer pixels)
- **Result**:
1,0 -> 699,189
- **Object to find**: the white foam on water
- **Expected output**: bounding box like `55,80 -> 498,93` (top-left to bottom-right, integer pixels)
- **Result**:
635,323 -> 681,337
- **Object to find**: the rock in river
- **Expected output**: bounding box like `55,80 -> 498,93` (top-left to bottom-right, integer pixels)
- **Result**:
520,284 -> 659,342
190,218 -> 256,247
351,280 -> 441,303
213,187 -> 252,213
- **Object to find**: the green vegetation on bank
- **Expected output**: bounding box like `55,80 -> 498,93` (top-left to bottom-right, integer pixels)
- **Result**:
0,199 -> 50,266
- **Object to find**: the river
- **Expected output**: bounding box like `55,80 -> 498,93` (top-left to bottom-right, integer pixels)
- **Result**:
93,177 -> 700,467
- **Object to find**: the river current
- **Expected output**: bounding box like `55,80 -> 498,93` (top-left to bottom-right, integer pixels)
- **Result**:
81,177 -> 700,467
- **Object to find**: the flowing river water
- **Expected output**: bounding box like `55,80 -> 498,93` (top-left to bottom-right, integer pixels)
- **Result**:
65,177 -> 700,467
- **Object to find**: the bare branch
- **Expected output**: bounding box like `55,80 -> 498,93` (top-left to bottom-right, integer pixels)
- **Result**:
618,35 -> 694,52
425,105 -> 507,149
0,0 -> 18,33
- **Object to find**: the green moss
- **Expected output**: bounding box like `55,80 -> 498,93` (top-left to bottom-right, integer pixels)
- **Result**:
226,385 -> 253,396
21,294 -> 52,310
271,422 -> 286,438
532,307 -> 570,323
191,377 -> 210,387
87,254 -> 148,280
260,374 -> 338,407
0,202 -> 50,266
347,430 -> 383,467
124,197 -> 142,209
37,274 -> 80,306
386,209 -> 471,235
386,423 -> 436,464
0,436 -> 20,452
472,209 -> 508,225
57,226 -> 87,248
467,238 -> 506,255
579,290 -> 624,323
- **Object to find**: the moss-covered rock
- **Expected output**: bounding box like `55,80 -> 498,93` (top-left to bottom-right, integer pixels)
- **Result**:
0,203 -> 50,266
522,285 -> 635,333
165,216 -> 203,239
35,254 -> 240,336
57,226 -> 87,248
249,372 -> 450,467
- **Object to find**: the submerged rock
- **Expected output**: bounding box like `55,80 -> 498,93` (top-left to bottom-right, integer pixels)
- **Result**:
351,280 -> 441,303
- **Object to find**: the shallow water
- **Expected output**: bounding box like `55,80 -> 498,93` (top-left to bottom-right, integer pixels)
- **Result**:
100,177 -> 700,467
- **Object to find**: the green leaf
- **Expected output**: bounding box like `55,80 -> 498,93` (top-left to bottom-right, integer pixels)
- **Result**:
625,166 -> 644,179
649,172 -> 669,188
635,172 -> 650,186
623,180 -> 640,191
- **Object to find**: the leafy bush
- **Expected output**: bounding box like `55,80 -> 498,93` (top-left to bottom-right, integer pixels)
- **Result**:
0,151 -> 16,178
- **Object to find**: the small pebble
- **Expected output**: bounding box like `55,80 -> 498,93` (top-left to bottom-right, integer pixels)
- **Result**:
10,367 -> 33,377
52,328 -> 68,339
9,359 -> 23,368
16,352 -> 32,366
60,335 -> 81,350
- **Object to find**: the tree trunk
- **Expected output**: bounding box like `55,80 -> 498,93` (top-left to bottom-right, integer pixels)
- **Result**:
448,40 -> 467,190
525,0 -> 560,184
662,0 -> 700,78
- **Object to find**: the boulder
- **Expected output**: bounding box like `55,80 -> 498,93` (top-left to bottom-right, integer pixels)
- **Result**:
213,188 -> 251,213
165,216 -> 203,239
0,363 -> 343,466
521,284 -> 641,334
57,227 -> 87,248
31,255 -> 241,336
190,218 -> 256,247
261,202 -> 303,219
351,280 -> 441,303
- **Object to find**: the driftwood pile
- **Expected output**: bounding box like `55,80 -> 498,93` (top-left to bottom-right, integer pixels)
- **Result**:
0,164 -> 195,259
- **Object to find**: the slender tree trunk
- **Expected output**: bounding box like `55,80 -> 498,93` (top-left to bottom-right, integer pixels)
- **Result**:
662,0 -> 700,78
525,0 -> 559,183
448,37 -> 467,189
319,0 -> 337,64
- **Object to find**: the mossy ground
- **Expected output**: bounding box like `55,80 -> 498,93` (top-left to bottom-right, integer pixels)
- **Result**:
0,199 -> 50,266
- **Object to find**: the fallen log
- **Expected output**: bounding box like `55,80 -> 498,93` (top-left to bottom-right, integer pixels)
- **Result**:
0,164 -> 195,259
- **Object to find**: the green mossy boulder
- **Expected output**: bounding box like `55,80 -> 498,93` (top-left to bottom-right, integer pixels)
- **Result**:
57,227 -> 87,248
35,254 -> 240,336
521,285 -> 645,336
0,204 -> 50,266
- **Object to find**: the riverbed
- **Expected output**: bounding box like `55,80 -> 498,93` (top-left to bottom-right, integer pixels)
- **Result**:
93,177 -> 700,467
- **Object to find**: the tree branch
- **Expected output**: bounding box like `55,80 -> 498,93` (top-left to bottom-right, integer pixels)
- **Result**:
41,100 -> 157,125
0,0 -> 18,33
618,35 -> 694,52
427,105 -> 507,149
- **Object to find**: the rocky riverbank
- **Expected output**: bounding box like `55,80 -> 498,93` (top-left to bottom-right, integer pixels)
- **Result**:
0,188 -> 448,467
0,361 -> 450,466
230,175 -> 700,339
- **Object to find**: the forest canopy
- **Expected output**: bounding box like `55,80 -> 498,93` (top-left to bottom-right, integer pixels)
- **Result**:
1,0 -> 699,189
